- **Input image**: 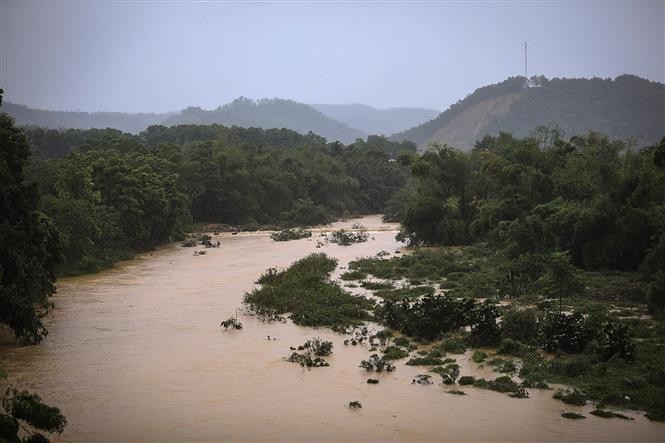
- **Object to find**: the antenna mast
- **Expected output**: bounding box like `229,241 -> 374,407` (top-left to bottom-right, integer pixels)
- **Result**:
524,42 -> 528,79
523,41 -> 534,88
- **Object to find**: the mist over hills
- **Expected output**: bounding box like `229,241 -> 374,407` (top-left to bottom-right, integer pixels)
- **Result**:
160,97 -> 367,144
309,104 -> 439,136
392,74 -> 665,150
2,102 -> 174,134
5,75 -> 663,148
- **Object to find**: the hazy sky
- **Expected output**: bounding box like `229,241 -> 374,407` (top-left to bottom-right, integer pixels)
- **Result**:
1,1 -> 663,113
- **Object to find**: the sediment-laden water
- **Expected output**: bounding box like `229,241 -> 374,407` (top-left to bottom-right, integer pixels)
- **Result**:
1,215 -> 662,442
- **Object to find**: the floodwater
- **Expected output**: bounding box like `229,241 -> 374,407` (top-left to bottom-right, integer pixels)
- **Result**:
1,215 -> 662,442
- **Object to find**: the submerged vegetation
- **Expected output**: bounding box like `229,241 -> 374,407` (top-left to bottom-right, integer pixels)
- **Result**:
269,227 -> 312,242
286,338 -> 334,368
243,254 -> 373,329
328,225 -> 370,246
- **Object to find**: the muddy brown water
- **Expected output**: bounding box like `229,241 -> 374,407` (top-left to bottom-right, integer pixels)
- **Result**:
1,215 -> 662,442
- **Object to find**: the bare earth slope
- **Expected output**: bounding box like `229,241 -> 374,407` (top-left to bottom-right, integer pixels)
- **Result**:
393,75 -> 665,150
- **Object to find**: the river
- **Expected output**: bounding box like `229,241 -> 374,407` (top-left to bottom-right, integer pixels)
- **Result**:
1,215 -> 662,442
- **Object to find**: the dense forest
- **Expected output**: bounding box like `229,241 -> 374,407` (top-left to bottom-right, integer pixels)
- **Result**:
393,75 -> 665,150
393,129 -> 665,275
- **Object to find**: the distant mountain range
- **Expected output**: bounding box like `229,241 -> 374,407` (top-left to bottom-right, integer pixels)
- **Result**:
392,75 -> 665,150
3,98 -> 437,145
2,102 -> 174,134
160,97 -> 366,144
309,104 -> 439,136
5,75 -> 663,147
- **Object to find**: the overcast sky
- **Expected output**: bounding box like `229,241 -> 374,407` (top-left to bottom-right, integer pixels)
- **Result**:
1,1 -> 663,113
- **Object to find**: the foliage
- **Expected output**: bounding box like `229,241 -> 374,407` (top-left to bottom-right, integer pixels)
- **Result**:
471,351 -> 487,363
269,228 -> 312,242
430,363 -> 460,384
395,130 -> 665,276
328,228 -> 369,246
597,316 -> 634,361
1,387 -> 67,443
21,122 -> 409,276
411,374 -> 434,385
348,401 -> 362,409
381,346 -> 409,360
540,312 -> 589,354
553,389 -> 587,406
286,338 -> 333,368
501,309 -> 538,344
359,354 -> 396,372
244,254 -> 373,328
220,317 -> 243,330
0,103 -> 61,344
302,337 -> 334,357
340,270 -> 366,281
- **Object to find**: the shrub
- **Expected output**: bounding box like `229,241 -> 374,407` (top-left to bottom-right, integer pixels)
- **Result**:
270,227 -> 312,242
220,317 -> 243,330
501,309 -> 538,344
340,270 -> 366,281
329,228 -> 369,246
540,312 -> 589,353
382,346 -> 409,360
471,350 -> 487,363
430,363 -> 460,384
597,317 -> 634,361
360,354 -> 396,372
439,337 -> 467,354
553,389 -> 587,406
497,338 -> 529,356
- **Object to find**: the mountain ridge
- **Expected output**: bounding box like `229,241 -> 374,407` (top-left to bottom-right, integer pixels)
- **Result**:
392,75 -> 665,150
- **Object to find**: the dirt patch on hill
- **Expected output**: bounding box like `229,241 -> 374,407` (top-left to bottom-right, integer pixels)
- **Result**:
429,93 -> 522,150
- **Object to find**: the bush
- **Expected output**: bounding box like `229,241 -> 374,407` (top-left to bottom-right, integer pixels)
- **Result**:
597,317 -> 634,361
497,338 -> 530,357
488,357 -> 517,374
340,270 -> 367,281
540,312 -> 589,353
501,309 -> 538,344
459,376 -> 475,385
303,337 -> 333,356
470,302 -> 501,347
270,227 -> 313,242
360,354 -> 396,372
439,336 -> 467,354
382,346 -> 409,360
553,389 -> 587,406
471,350 -> 487,363
329,228 -> 369,246
430,363 -> 460,384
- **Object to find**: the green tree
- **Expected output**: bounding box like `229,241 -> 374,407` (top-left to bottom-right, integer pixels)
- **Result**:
0,95 -> 61,344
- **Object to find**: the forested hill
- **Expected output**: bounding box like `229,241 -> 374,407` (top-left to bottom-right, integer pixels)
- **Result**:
3,101 -> 173,134
161,97 -> 367,144
392,75 -> 665,150
310,103 -> 439,136
4,98 -> 370,144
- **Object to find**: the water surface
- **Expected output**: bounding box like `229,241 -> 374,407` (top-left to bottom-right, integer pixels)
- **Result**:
1,215 -> 662,442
